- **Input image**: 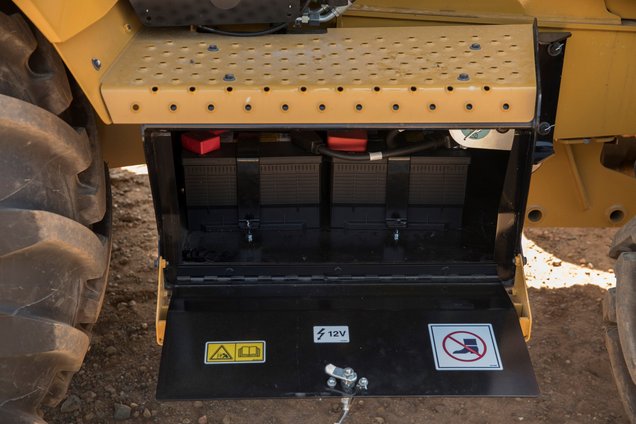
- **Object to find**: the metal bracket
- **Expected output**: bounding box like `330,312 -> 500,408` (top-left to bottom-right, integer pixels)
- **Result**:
325,364 -> 368,393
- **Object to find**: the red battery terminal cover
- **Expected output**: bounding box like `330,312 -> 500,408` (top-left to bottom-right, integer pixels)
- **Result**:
327,130 -> 368,152
181,130 -> 226,155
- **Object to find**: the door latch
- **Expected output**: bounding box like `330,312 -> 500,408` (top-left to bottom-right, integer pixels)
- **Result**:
325,364 -> 368,393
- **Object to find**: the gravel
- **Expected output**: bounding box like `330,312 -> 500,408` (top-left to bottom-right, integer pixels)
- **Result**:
59,395 -> 81,413
113,403 -> 132,421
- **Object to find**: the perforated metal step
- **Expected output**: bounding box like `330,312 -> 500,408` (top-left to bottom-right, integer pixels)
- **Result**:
101,24 -> 536,126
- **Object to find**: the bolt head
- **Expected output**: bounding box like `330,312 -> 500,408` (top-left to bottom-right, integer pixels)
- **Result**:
327,377 -> 337,388
357,377 -> 369,390
208,44 -> 219,52
224,73 -> 236,82
537,122 -> 552,136
469,43 -> 481,51
91,58 -> 102,71
344,367 -> 354,377
547,42 -> 564,57
458,73 -> 470,81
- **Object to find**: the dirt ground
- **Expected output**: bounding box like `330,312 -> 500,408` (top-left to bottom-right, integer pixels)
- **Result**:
44,168 -> 629,424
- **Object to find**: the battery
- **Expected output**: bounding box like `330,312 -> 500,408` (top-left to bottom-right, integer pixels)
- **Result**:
182,141 -> 322,231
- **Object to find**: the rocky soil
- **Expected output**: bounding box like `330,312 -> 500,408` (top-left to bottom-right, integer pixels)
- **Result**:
44,168 -> 629,424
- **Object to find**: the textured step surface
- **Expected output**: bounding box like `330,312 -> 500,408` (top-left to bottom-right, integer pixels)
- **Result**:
101,24 -> 536,126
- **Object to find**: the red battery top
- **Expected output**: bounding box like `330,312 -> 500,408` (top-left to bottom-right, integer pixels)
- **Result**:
327,130 -> 368,152
181,130 -> 225,155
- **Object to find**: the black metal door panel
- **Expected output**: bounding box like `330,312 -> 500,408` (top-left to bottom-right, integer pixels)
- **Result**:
157,283 -> 538,399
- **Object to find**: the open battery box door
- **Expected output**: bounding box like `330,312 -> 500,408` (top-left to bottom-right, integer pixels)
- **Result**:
107,23 -> 551,399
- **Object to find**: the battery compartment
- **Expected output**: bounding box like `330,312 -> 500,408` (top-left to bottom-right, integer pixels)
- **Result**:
158,129 -> 511,272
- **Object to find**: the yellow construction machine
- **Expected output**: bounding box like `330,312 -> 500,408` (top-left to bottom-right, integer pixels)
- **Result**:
0,0 -> 635,422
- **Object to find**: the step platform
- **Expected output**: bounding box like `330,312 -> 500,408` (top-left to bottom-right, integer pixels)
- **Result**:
156,282 -> 538,399
101,24 -> 537,126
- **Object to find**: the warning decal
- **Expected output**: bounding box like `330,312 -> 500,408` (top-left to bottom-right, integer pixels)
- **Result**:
428,324 -> 503,371
204,341 -> 266,365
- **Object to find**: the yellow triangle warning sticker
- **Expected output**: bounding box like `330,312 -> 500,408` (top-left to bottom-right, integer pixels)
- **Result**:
209,345 -> 233,361
205,341 -> 266,364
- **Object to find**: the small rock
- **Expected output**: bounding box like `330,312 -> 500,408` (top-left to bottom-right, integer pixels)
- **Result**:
105,346 -> 118,356
551,260 -> 562,267
129,300 -> 137,307
60,395 -> 81,413
141,322 -> 149,330
113,403 -> 132,421
104,384 -> 116,394
198,416 -> 208,424
222,415 -> 232,424
143,408 -> 152,418
84,412 -> 95,421
193,400 -> 204,408
373,417 -> 386,424
579,258 -> 587,264
83,391 -> 97,401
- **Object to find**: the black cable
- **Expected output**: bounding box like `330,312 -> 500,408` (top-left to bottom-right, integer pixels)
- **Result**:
314,137 -> 446,161
197,22 -> 288,37
197,1 -> 325,37
385,129 -> 401,149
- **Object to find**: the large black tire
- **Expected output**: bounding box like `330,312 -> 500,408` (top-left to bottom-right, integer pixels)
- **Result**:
604,217 -> 636,423
0,11 -> 111,424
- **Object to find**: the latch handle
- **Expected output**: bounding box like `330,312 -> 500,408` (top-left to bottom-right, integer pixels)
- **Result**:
325,364 -> 357,383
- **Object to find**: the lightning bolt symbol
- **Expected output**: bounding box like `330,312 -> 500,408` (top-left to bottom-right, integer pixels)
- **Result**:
317,328 -> 326,340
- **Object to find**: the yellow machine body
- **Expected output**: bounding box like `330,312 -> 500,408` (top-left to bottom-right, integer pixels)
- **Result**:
12,0 -> 636,228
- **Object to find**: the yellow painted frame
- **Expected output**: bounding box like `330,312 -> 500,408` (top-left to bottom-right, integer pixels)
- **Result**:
11,0 -> 636,227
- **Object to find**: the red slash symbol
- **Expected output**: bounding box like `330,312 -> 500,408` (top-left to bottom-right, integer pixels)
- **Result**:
442,331 -> 487,362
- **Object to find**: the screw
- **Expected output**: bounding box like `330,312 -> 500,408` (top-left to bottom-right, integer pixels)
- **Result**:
469,43 -> 481,51
91,58 -> 102,71
537,122 -> 553,136
223,73 -> 236,82
208,44 -> 219,52
357,377 -> 369,390
458,73 -> 470,81
393,229 -> 400,242
547,42 -> 564,57
344,368 -> 354,378
327,377 -> 337,388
